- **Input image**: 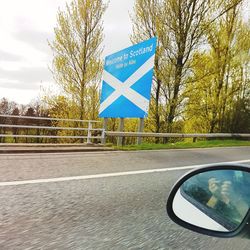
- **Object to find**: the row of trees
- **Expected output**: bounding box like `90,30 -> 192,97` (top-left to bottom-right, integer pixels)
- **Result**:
47,0 -> 249,138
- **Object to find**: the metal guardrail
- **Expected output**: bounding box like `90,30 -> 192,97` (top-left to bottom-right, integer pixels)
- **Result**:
1,114 -> 249,146
0,114 -> 101,123
0,124 -> 102,131
0,115 -> 104,144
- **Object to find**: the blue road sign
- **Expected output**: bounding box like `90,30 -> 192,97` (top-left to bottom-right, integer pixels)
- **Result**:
99,37 -> 157,118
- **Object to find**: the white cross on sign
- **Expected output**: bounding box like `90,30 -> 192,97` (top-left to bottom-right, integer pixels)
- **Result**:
99,54 -> 155,114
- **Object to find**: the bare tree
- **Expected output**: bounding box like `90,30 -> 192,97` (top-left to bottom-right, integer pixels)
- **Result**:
158,0 -> 212,133
131,0 -> 164,137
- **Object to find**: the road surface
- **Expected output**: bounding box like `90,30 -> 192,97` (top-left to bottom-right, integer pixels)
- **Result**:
0,147 -> 250,249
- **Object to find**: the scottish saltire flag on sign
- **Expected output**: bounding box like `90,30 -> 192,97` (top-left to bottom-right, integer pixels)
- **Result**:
99,37 -> 157,118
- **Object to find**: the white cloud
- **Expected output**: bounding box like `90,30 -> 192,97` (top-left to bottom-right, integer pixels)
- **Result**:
0,50 -> 23,62
0,0 -> 70,104
0,87 -> 40,104
0,0 -> 133,105
103,0 -> 134,55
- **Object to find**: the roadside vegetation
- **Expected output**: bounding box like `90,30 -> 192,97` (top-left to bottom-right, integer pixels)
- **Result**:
115,140 -> 250,151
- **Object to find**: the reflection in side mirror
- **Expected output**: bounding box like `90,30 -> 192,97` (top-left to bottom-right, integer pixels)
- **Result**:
171,169 -> 250,233
173,189 -> 229,232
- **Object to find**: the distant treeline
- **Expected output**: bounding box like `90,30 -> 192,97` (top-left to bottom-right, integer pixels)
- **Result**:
0,98 -> 52,143
0,97 -> 95,143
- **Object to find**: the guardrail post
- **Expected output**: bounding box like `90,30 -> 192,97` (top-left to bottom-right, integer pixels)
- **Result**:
87,122 -> 92,144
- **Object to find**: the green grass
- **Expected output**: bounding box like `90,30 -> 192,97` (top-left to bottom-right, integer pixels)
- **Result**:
115,139 -> 250,151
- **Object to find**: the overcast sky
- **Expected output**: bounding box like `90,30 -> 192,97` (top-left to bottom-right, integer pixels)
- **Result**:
0,0 -> 134,104
0,0 -> 249,105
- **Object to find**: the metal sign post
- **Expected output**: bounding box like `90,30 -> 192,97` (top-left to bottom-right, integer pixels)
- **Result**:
137,118 -> 144,145
101,118 -> 108,144
117,118 -> 125,146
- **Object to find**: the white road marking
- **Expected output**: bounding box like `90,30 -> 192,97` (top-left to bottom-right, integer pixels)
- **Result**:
0,159 -> 249,187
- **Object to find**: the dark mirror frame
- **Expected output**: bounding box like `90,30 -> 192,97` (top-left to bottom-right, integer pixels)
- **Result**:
167,163 -> 250,238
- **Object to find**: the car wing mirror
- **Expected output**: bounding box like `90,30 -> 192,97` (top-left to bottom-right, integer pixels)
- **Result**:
167,164 -> 250,238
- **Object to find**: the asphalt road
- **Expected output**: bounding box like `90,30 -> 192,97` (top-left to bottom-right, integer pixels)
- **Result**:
0,147 -> 250,250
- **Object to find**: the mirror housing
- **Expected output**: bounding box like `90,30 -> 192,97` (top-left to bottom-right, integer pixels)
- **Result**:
167,164 -> 250,238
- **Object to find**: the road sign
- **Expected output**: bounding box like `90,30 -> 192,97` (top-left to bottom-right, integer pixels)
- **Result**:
99,37 -> 157,118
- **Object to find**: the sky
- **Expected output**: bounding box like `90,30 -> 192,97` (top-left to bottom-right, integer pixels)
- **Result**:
0,0 -> 134,105
0,0 -> 249,105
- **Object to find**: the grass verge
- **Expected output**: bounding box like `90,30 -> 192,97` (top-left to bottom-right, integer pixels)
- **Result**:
115,139 -> 250,151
